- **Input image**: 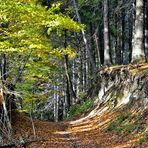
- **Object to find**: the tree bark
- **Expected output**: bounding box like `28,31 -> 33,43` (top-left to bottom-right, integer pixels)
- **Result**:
64,55 -> 76,100
144,0 -> 148,61
103,0 -> 111,65
1,53 -> 7,81
132,0 -> 145,62
54,85 -> 59,122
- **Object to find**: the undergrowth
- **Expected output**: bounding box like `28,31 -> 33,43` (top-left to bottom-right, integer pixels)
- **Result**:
66,99 -> 93,119
107,113 -> 142,135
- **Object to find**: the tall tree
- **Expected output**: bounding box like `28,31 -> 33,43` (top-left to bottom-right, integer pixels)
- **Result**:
103,0 -> 111,65
144,0 -> 148,61
132,0 -> 145,62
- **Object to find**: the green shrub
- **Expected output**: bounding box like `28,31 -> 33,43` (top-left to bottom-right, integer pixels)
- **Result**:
121,124 -> 136,133
116,114 -> 128,124
107,121 -> 117,131
66,99 -> 93,119
107,113 -> 137,135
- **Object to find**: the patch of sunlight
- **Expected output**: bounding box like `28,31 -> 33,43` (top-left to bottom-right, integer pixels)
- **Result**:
53,131 -> 71,135
98,118 -> 111,127
89,106 -> 108,117
72,124 -> 93,130
50,137 -> 76,141
113,143 -> 132,148
70,125 -> 99,133
69,107 -> 108,125
129,64 -> 148,74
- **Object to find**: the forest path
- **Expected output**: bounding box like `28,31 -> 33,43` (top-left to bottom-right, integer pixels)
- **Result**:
26,111 -> 118,148
12,109 -> 147,148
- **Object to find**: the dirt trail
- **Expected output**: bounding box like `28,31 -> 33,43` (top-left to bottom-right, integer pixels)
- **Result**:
27,112 -> 118,148
11,109 -> 147,148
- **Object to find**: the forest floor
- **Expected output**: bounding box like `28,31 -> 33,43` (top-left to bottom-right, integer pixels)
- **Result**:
11,107 -> 148,148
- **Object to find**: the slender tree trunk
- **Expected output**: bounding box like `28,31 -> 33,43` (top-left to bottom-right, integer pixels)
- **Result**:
64,55 -> 76,100
132,0 -> 145,62
90,23 -> 96,68
72,60 -> 77,104
103,0 -> 111,65
129,11 -> 134,63
83,49 -> 88,90
65,58 -> 71,110
54,85 -> 58,122
144,0 -> 148,61
115,13 -> 122,65
78,48 -> 83,93
1,88 -> 12,140
1,53 -> 7,81
122,0 -> 130,64
63,30 -> 76,109
98,27 -> 104,64
94,32 -> 101,67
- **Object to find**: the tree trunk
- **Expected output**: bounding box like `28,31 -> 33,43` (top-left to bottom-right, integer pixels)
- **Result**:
144,0 -> 148,61
94,32 -> 101,67
132,0 -> 145,62
1,53 -> 7,81
122,0 -> 130,64
103,0 -> 111,65
115,13 -> 122,65
64,55 -> 76,99
54,85 -> 59,122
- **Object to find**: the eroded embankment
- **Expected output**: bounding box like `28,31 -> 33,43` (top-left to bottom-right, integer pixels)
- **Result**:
95,64 -> 148,109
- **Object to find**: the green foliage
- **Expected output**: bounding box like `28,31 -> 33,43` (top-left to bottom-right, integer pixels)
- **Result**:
0,0 -> 82,54
107,113 -> 138,134
107,113 -> 147,136
78,0 -> 102,23
109,26 -> 119,38
0,0 -> 84,116
107,121 -> 118,131
66,99 -> 93,119
116,124 -> 137,134
115,114 -> 128,124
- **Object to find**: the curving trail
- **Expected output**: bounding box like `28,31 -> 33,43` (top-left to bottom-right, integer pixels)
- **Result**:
12,108 -> 147,148
23,111 -> 118,148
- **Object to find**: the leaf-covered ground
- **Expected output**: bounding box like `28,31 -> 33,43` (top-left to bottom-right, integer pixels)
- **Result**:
11,107 -> 148,148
